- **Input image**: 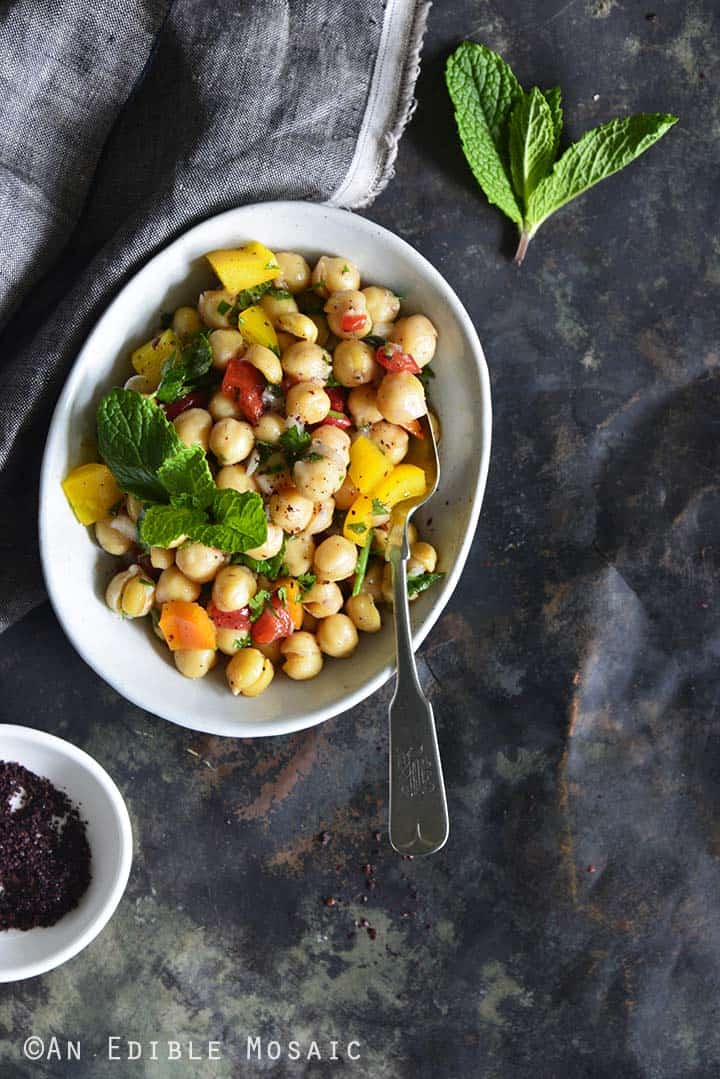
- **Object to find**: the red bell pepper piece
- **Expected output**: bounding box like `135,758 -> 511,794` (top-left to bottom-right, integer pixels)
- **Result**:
375,341 -> 421,374
325,387 -> 347,412
340,312 -> 369,334
221,359 -> 266,424
206,601 -> 251,632
251,594 -> 294,644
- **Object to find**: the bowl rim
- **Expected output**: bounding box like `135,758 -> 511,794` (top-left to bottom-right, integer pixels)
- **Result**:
39,200 -> 492,738
0,724 -> 133,982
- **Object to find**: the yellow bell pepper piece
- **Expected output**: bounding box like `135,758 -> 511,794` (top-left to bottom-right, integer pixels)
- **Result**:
237,304 -> 279,355
348,436 -> 393,495
62,463 -> 122,526
371,464 -> 426,509
131,328 -> 178,386
343,495 -> 374,546
205,241 -> 280,293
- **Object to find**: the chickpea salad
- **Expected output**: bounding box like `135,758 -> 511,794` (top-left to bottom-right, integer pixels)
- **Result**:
61,240 -> 444,697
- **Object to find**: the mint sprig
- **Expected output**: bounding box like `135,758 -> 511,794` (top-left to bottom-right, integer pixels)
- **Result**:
446,42 -> 677,264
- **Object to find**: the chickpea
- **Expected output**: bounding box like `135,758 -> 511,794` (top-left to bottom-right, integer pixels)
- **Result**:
155,566 -> 201,604
226,649 -> 274,696
348,385 -> 383,428
253,412 -> 285,444
244,342 -> 283,385
332,340 -> 380,387
276,331 -> 295,353
324,290 -> 371,339
209,390 -> 242,421
212,565 -> 257,612
281,632 -> 323,680
274,251 -> 311,293
285,381 -> 330,426
313,535 -> 357,582
408,541 -> 438,577
284,531 -> 315,576
281,341 -> 332,384
302,580 -> 343,619
311,424 -> 351,469
244,522 -> 284,561
293,456 -> 344,502
308,314 -> 330,347
259,292 -> 298,325
312,256 -> 360,297
150,546 -> 174,570
369,420 -> 409,466
333,472 -> 358,511
198,289 -> 236,329
209,329 -> 245,371
126,494 -> 143,523
209,418 -> 255,464
176,543 -> 225,583
174,649 -> 217,679
371,320 -> 394,339
216,628 -> 249,657
373,520 -> 417,557
172,305 -> 202,338
345,593 -> 382,633
269,487 -> 314,534
173,408 -> 212,450
276,313 -> 318,343
361,560 -> 384,602
124,373 -> 156,394
256,639 -> 284,666
216,463 -> 258,493
306,498 -> 335,535
95,516 -> 135,556
105,565 -> 140,613
376,371 -> 426,426
317,613 -> 358,658
362,286 -> 400,325
389,314 -> 437,367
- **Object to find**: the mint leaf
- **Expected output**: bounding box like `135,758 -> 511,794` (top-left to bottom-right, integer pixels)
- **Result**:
508,87 -> 557,206
407,571 -> 445,598
296,572 -> 316,596
156,332 -> 213,405
139,505 -> 205,548
279,424 -> 312,464
97,389 -> 181,502
446,41 -> 523,226
157,444 -> 215,508
543,86 -> 563,159
234,538 -> 287,579
196,489 -> 268,552
526,112 -> 678,231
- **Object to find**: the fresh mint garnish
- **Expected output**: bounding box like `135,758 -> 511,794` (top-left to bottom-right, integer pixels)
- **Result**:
234,539 -> 287,579
407,571 -> 445,598
446,41 -> 677,263
279,424 -> 312,464
155,331 -> 213,404
97,389 -> 181,503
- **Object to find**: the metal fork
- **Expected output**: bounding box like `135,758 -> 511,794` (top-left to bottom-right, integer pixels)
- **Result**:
386,414 -> 449,856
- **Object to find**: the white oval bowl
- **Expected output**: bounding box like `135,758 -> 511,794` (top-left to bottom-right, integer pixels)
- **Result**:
40,202 -> 491,737
0,725 -> 133,982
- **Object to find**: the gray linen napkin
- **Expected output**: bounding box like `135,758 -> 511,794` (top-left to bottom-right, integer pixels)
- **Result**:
0,0 -> 430,631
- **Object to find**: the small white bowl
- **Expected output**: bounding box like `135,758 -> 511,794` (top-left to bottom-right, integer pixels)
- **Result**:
40,201 -> 491,737
0,725 -> 132,982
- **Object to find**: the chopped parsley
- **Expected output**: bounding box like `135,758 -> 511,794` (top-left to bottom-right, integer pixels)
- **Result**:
276,585 -> 288,605
216,299 -> 232,316
234,538 -> 287,579
407,571 -> 445,598
233,634 -> 251,649
249,590 -> 272,621
296,572 -> 316,596
279,424 -> 312,464
347,522 -> 368,535
325,371 -> 341,387
372,498 -> 390,516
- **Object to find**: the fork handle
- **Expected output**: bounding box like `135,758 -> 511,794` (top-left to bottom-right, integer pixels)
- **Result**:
388,542 -> 449,856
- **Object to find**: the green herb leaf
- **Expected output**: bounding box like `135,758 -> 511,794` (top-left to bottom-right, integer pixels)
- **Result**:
362,335 -> 387,349
216,299 -> 232,316
352,530 -> 373,597
233,634 -> 251,649
155,332 -> 214,405
157,444 -> 215,509
371,498 -> 390,516
296,572 -> 316,596
543,86 -> 563,159
195,489 -> 268,552
508,87 -> 557,206
407,571 -> 446,598
249,590 -> 271,621
138,504 -> 206,548
276,585 -> 288,605
446,41 -> 523,226
348,522 -> 368,535
526,112 -> 678,232
279,424 -> 312,464
97,389 -> 181,502
325,371 -> 341,387
418,364 -> 436,387
234,538 -> 287,579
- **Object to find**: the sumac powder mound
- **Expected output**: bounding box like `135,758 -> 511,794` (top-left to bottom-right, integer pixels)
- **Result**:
0,761 -> 92,931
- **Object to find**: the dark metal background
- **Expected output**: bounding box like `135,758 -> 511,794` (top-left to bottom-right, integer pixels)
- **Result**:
1,2 -> 718,1076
